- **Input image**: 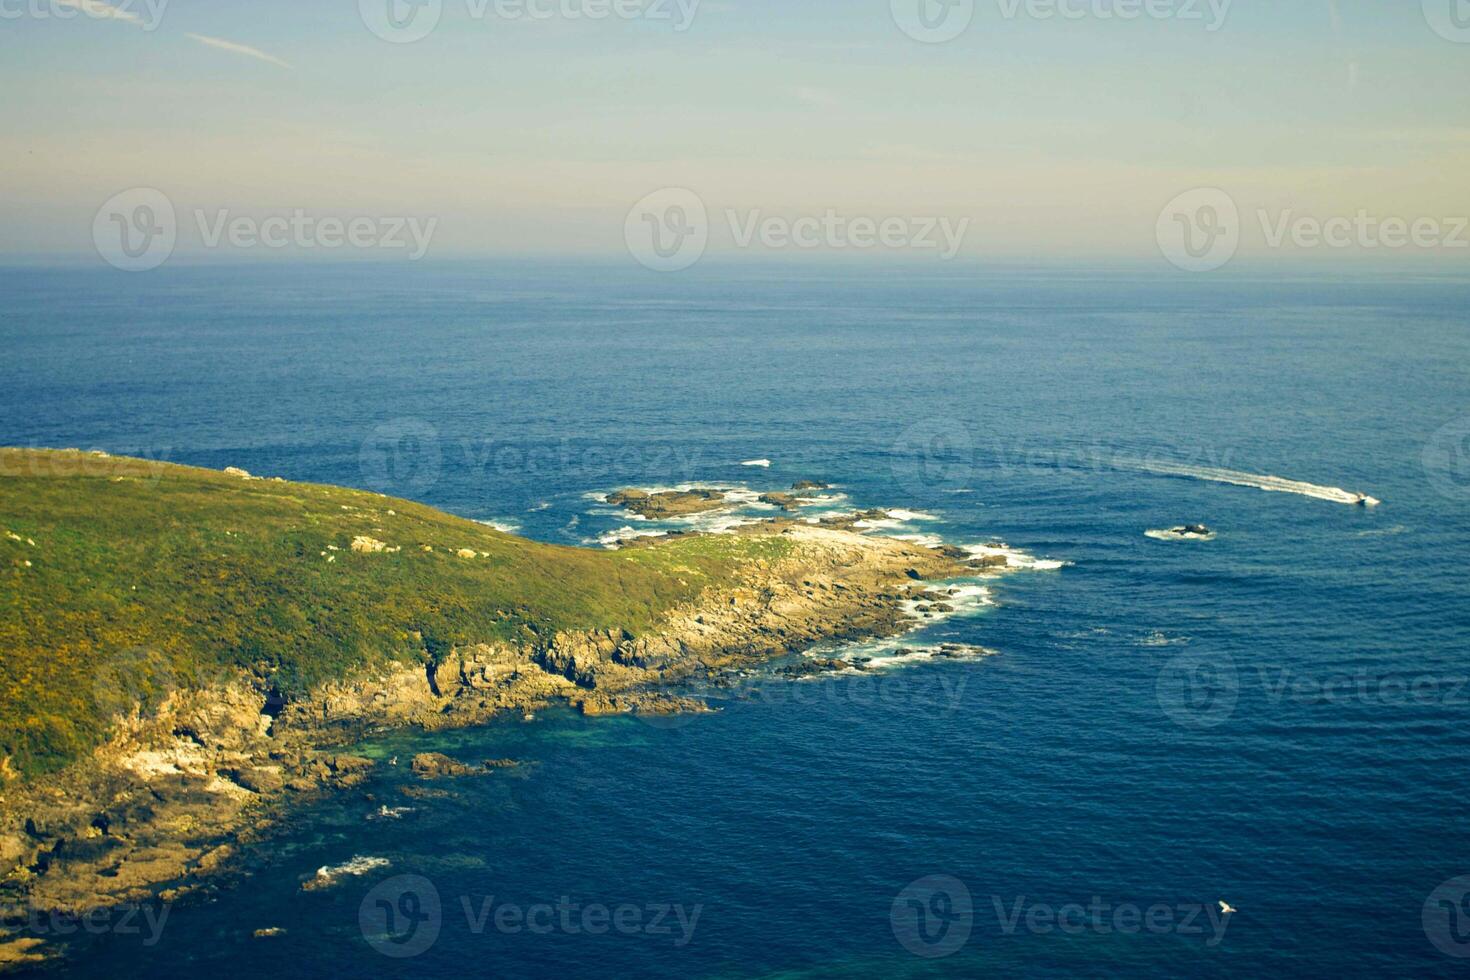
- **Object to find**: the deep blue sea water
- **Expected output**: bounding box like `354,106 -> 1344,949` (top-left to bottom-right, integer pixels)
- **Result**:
2,261 -> 1469,977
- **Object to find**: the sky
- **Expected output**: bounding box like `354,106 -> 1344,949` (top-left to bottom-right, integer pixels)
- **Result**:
2,0 -> 1469,265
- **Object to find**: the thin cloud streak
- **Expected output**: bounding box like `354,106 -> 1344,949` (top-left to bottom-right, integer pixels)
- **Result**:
186,33 -> 289,69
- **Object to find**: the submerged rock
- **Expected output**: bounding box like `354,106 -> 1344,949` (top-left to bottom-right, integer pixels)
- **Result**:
410,753 -> 475,778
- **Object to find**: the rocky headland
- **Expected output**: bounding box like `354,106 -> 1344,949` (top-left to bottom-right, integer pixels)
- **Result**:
0,451 -> 974,971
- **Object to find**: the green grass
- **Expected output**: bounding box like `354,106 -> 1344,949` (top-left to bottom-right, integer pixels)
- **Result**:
0,449 -> 791,778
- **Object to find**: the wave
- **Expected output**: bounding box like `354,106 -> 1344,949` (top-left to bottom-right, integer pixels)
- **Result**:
885,509 -> 940,522
476,518 -> 522,533
740,459 -> 772,468
596,526 -> 669,548
1129,459 -> 1380,507
963,542 -> 1068,571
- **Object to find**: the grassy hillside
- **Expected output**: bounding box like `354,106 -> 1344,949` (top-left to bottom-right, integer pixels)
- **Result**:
0,448 -> 790,778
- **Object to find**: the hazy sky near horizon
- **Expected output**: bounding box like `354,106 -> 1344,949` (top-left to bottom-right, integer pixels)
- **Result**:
3,0 -> 1470,263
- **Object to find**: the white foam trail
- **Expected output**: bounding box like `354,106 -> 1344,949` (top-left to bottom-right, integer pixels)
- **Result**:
1145,528 -> 1217,542
741,459 -> 772,468
1131,459 -> 1380,507
475,518 -> 521,534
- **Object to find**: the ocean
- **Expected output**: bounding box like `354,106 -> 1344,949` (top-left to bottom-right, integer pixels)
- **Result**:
2,261 -> 1468,977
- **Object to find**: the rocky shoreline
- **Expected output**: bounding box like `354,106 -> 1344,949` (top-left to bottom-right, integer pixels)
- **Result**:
0,523 -> 970,969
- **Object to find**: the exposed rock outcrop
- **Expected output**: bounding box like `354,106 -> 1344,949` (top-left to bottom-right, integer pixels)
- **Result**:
606,488 -> 729,519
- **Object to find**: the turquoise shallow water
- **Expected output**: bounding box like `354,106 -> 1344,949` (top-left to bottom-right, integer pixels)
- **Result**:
2,262 -> 1468,977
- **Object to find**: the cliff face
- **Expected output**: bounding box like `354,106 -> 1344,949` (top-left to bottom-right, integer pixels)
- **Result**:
0,523 -> 964,957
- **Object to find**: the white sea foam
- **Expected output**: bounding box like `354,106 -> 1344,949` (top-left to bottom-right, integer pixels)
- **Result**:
476,518 -> 521,534
528,501 -> 552,512
885,509 -> 940,522
1130,459 -> 1380,507
1138,631 -> 1190,647
892,532 -> 947,549
312,856 -> 390,883
368,805 -> 415,821
963,542 -> 1068,571
741,459 -> 772,468
901,582 -> 996,622
596,526 -> 670,548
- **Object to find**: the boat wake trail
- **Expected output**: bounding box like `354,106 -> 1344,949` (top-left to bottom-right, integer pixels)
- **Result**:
1128,459 -> 1380,507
